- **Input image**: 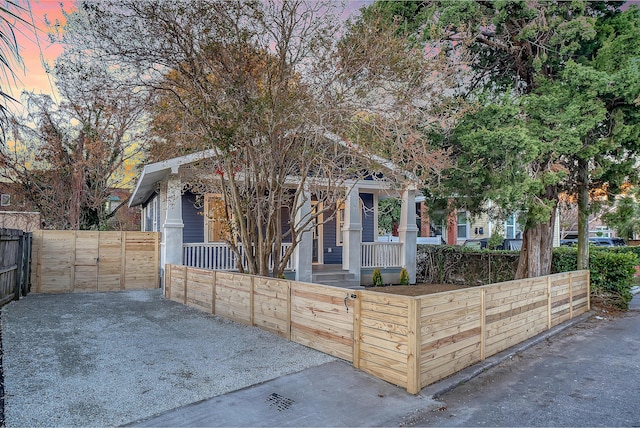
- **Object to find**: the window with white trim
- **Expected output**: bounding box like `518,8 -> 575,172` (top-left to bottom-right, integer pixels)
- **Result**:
505,213 -> 522,239
0,194 -> 9,207
336,199 -> 362,246
457,211 -> 468,239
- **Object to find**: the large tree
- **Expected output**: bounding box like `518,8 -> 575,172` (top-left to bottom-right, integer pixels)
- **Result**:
1,46 -> 150,230
63,0 -> 460,277
370,0 -> 640,278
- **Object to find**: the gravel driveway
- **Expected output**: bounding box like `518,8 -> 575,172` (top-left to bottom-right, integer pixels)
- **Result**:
1,290 -> 336,427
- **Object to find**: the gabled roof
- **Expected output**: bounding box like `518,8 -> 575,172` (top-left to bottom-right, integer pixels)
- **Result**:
129,149 -> 219,207
129,132 -> 416,208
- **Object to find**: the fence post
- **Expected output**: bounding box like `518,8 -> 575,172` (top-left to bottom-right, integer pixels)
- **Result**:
547,275 -> 552,330
568,272 -> 573,319
13,231 -> 24,301
165,264 -> 172,299
22,233 -> 31,296
183,265 -> 188,304
586,269 -> 591,311
480,288 -> 485,361
407,297 -> 421,394
250,276 -> 255,327
352,291 -> 362,369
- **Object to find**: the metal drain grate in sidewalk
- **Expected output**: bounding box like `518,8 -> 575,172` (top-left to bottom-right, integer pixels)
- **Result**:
266,393 -> 294,411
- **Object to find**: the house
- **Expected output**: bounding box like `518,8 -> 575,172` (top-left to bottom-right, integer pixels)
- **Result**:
0,182 -> 41,232
129,150 -> 419,288
104,188 -> 142,231
414,197 -> 561,248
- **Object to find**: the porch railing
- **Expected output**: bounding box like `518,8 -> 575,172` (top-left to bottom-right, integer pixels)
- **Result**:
361,242 -> 403,268
183,242 -> 295,271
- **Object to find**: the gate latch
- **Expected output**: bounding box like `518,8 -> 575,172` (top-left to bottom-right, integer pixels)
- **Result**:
344,293 -> 357,313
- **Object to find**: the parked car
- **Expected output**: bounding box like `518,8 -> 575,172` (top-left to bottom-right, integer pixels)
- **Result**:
462,238 -> 522,250
560,239 -> 578,247
589,237 -> 626,246
463,238 -> 488,249
560,237 -> 626,247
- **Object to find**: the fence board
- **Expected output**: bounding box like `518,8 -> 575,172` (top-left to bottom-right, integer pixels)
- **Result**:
0,229 -> 30,305
253,277 -> 290,338
290,282 -> 354,361
165,265 -> 590,395
215,272 -> 252,324
98,233 -> 123,291
32,231 -> 159,293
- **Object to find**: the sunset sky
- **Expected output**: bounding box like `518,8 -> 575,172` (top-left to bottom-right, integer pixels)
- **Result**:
12,0 -> 72,100
13,0 -> 370,102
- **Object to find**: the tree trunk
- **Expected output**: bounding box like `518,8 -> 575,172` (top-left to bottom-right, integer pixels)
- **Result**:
577,157 -> 589,270
514,206 -> 556,279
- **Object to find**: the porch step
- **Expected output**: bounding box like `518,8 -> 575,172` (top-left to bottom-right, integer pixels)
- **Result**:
312,270 -> 362,289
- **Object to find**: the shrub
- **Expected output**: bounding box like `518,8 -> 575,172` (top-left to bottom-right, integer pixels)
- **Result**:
552,246 -> 638,309
372,268 -> 384,286
416,245 -> 519,285
589,250 -> 637,309
399,268 -> 410,285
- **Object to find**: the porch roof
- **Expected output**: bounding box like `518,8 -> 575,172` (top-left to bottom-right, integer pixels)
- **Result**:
130,132 -> 416,208
129,149 -> 219,207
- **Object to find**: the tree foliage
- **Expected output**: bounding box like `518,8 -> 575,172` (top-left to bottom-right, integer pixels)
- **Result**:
61,0 -> 466,277
602,194 -> 640,240
1,44 -> 150,230
377,0 -> 640,278
0,1 -> 29,142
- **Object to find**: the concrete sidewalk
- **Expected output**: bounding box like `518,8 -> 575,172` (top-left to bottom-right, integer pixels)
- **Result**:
129,361 -> 437,427
128,308 -> 592,427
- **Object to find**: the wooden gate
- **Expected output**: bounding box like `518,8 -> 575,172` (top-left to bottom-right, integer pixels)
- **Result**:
31,230 -> 160,293
0,229 -> 31,305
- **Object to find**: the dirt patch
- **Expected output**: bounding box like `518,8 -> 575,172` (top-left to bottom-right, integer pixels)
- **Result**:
366,283 -> 471,296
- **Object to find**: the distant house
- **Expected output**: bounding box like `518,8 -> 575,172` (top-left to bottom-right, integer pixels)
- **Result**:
414,197 -> 561,248
129,150 -> 420,287
105,188 -> 141,231
0,182 -> 41,232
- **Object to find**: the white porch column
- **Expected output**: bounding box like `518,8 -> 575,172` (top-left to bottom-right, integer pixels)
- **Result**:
161,169 -> 184,281
399,188 -> 418,284
294,190 -> 313,283
342,188 -> 361,284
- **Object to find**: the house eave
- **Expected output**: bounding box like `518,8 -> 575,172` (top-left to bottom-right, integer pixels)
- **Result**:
129,149 -> 220,208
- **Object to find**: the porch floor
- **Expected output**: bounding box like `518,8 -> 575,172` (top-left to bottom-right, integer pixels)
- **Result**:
312,265 -> 362,290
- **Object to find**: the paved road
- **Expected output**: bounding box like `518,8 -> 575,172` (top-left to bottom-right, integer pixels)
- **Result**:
405,297 -> 640,427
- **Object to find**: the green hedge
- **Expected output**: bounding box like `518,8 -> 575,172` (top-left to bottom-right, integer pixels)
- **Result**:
552,246 -> 638,309
417,245 -> 519,285
417,244 -> 639,309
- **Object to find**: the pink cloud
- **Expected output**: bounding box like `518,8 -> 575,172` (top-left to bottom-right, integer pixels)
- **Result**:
12,0 -> 73,98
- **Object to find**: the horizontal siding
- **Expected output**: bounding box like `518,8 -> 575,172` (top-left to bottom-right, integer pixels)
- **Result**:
182,192 -> 204,244
323,214 -> 342,264
361,193 -> 375,243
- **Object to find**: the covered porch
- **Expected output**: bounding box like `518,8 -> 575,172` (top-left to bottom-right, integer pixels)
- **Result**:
130,151 -> 419,288
182,240 -> 406,288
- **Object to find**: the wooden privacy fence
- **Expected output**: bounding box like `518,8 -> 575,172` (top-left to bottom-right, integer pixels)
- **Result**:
165,265 -> 589,394
0,229 -> 32,306
32,231 -> 160,293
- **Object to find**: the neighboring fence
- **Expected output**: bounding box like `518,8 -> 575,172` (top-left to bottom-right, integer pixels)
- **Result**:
0,229 -> 31,306
165,265 -> 589,394
183,242 -> 295,271
32,231 -> 160,293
